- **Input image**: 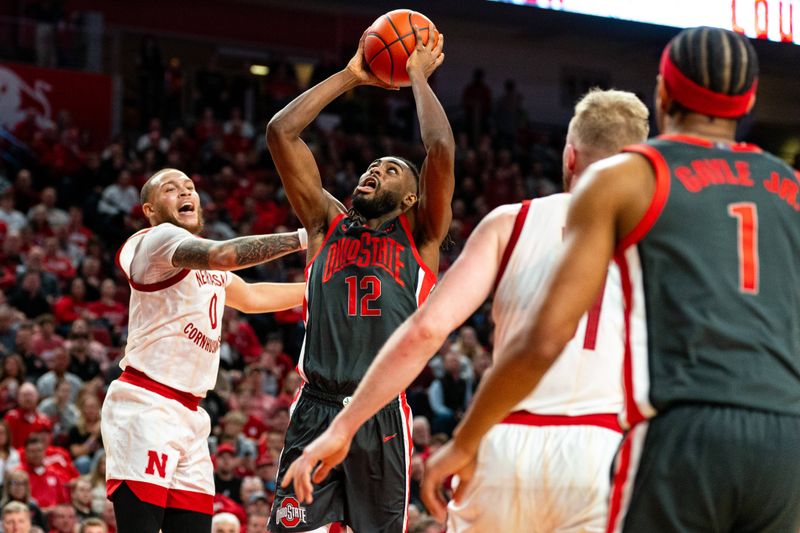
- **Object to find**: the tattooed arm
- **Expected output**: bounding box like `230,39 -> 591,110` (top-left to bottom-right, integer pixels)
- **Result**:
171,231 -> 302,271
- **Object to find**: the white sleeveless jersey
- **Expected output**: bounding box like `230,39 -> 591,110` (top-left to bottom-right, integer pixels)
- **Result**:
116,224 -> 231,396
492,194 -> 624,415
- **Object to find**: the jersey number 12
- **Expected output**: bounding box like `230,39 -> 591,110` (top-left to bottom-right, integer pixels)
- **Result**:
345,276 -> 382,317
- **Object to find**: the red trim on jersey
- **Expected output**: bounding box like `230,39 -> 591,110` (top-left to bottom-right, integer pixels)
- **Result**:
166,487 -> 214,514
501,411 -> 622,433
657,134 -> 762,153
119,367 -> 202,411
399,392 -> 413,533
617,145 -> 672,253
494,200 -> 531,293
304,213 -> 347,276
107,480 -> 213,514
415,269 -> 436,307
605,433 -> 633,533
613,253 -> 645,428
115,229 -> 191,292
397,213 -> 437,282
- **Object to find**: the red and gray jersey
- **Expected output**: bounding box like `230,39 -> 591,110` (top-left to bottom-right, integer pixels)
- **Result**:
493,194 -> 624,417
617,134 -> 800,429
299,214 -> 436,395
116,224 -> 231,396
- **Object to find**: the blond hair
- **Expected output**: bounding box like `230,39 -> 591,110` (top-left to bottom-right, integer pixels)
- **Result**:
569,88 -> 649,155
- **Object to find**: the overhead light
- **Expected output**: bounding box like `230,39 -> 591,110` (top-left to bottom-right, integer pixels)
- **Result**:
250,64 -> 269,76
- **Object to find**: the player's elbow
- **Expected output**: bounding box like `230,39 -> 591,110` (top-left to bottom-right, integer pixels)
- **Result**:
266,114 -> 294,144
426,136 -> 455,162
411,312 -> 448,345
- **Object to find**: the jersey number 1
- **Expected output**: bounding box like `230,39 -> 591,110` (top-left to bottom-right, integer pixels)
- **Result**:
345,276 -> 382,317
727,202 -> 759,294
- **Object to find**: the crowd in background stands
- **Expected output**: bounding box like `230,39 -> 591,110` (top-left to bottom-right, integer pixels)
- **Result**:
3,26 -> 800,533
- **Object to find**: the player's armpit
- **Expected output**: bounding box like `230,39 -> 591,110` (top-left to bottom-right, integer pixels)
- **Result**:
171,232 -> 302,271
225,275 -> 305,314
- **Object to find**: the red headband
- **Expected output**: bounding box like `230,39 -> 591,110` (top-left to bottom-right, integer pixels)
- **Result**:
659,45 -> 757,118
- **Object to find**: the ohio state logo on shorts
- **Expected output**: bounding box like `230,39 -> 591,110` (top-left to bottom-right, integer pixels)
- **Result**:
276,497 -> 307,528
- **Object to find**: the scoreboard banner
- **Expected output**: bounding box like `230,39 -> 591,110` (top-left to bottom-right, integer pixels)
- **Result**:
490,0 -> 799,45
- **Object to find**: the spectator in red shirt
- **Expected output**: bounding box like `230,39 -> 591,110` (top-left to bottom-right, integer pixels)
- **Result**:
223,311 -> 261,364
20,437 -> 69,511
52,278 -> 95,327
41,237 -> 76,285
3,383 -> 50,448
19,421 -> 79,485
29,315 -> 64,358
86,279 -> 127,336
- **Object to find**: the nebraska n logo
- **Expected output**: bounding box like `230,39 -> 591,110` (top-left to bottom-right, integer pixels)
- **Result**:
145,450 -> 168,478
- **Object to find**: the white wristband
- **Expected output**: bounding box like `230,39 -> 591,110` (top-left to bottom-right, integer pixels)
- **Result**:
297,228 -> 308,250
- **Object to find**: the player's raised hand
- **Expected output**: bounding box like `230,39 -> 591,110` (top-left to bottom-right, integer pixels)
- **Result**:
406,25 -> 444,79
420,438 -> 477,523
281,425 -> 353,503
346,30 -> 399,90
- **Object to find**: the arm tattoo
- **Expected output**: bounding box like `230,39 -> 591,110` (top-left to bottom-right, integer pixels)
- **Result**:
172,239 -> 213,270
228,232 -> 301,267
173,232 -> 301,271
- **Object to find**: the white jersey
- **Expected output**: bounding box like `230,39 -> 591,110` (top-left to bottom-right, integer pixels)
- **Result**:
492,194 -> 623,416
116,223 -> 231,396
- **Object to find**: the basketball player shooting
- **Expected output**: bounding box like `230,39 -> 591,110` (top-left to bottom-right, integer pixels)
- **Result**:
281,89 -> 649,532
265,24 -> 454,533
101,168 -> 308,533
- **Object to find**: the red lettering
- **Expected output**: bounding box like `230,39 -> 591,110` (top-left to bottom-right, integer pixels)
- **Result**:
322,243 -> 338,282
780,0 -> 794,42
732,0 -> 746,34
675,166 -> 702,192
145,451 -> 168,478
393,245 -> 406,287
779,177 -> 799,206
356,235 -> 371,267
755,0 -> 769,39
183,323 -> 192,334
734,161 -> 754,186
346,240 -> 359,262
764,171 -> 780,192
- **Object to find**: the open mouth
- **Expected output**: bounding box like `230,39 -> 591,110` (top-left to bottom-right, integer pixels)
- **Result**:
356,176 -> 378,195
178,202 -> 195,214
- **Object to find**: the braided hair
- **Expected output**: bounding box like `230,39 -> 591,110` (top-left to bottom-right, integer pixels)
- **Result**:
666,27 -> 759,116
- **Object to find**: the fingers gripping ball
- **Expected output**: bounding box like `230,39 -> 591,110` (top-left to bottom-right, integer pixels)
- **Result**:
364,9 -> 438,87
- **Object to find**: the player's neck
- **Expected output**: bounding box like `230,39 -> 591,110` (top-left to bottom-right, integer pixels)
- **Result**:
663,113 -> 738,144
358,209 -> 404,230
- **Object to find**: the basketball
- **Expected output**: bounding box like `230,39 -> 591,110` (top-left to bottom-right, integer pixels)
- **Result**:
363,9 -> 438,87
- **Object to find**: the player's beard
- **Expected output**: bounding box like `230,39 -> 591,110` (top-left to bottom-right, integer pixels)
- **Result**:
352,188 -> 402,220
154,203 -> 205,234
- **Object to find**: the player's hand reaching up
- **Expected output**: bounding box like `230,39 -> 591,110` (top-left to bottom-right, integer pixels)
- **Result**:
406,25 -> 444,80
346,30 -> 399,90
281,425 -> 353,503
420,438 -> 477,523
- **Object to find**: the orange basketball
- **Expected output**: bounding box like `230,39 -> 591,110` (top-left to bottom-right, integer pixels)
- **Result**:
363,9 -> 438,87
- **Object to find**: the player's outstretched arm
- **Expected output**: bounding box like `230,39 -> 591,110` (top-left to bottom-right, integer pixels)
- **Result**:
420,154 -> 654,521
171,230 -> 303,272
266,31 -> 395,241
407,27 -> 454,266
225,275 -> 305,314
281,206 -> 513,504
